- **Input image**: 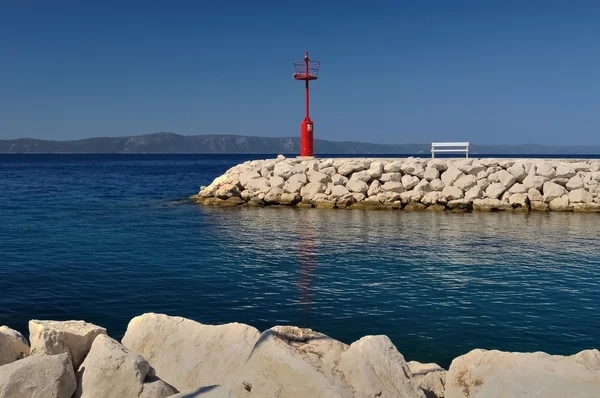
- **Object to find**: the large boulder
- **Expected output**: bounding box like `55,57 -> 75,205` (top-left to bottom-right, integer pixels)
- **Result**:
401,162 -> 426,178
464,186 -> 484,201
0,353 -> 76,398
121,314 -> 260,392
380,172 -> 403,183
453,175 -> 477,192
442,186 -> 464,201
496,169 -> 517,189
430,179 -> 445,191
507,163 -> 527,182
402,175 -> 420,190
307,170 -> 330,184
543,181 -> 568,203
338,160 -> 370,176
536,162 -> 556,179
556,164 -> 576,179
422,191 -> 447,206
346,180 -> 369,194
522,174 -> 547,191
440,167 -> 464,187
473,198 -> 512,211
331,174 -> 348,186
75,335 -> 174,398
233,326 -> 424,398
569,188 -> 594,204
368,161 -> 384,179
29,320 -> 106,370
384,160 -> 403,173
423,168 -> 440,181
349,170 -> 372,183
0,326 -> 29,366
382,181 -> 405,193
549,196 -> 570,211
300,182 -> 326,201
566,175 -> 584,191
330,185 -> 350,199
485,183 -> 506,199
408,361 -> 447,398
445,348 -> 600,398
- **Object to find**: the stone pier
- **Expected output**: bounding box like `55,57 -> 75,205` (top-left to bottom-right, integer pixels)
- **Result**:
192,156 -> 600,212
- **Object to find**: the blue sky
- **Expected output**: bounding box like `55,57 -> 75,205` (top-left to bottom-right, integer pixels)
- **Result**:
1,1 -> 599,145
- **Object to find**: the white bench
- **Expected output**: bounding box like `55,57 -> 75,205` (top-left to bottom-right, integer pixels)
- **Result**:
431,142 -> 470,158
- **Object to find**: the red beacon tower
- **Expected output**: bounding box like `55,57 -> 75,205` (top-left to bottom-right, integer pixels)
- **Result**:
293,51 -> 320,158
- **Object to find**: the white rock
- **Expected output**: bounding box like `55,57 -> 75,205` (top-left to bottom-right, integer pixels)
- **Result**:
571,162 -> 591,172
368,161 -> 384,179
427,159 -> 448,171
352,192 -> 366,202
246,177 -> 270,193
456,160 -> 486,176
556,164 -> 576,178
29,320 -> 106,370
442,186 -> 464,201
498,159 -> 514,169
528,188 -> 543,202
377,191 -> 402,203
440,167 -> 464,187
453,175 -> 477,191
0,326 -> 29,366
380,172 -> 403,183
402,175 -> 420,190
485,183 -> 506,199
414,179 -> 433,194
349,170 -> 372,183
121,313 -> 260,392
269,176 -> 285,189
300,182 -> 326,201
473,198 -> 512,211
508,193 -> 529,208
569,188 -> 593,204
338,160 -> 370,176
479,158 -> 499,167
400,190 -> 424,203
543,181 -> 568,203
367,180 -> 382,197
536,162 -> 556,179
591,162 -> 600,172
476,179 -> 490,191
408,361 -> 446,398
330,185 -> 350,199
422,191 -> 447,205
233,327 -> 424,398
264,188 -> 283,203
423,168 -> 440,181
307,170 -> 330,184
276,154 -> 286,160
508,183 -> 527,194
346,180 -> 369,194
320,166 -> 337,176
566,175 -> 584,191
337,335 -> 425,398
383,160 -> 403,173
465,186 -> 484,201
430,179 -> 445,191
280,193 -> 300,205
74,335 -> 174,398
445,348 -> 600,398
496,169 -> 517,189
283,176 -> 306,194
501,191 -> 511,203
549,195 -> 570,211
487,172 -> 500,183
0,352 -> 76,398
239,171 -> 262,188
522,173 -> 547,191
290,163 -> 310,175
507,163 -> 527,182
381,181 -> 405,193
552,177 -> 569,187
331,174 -> 348,186
318,158 -> 334,169
401,162 -> 426,178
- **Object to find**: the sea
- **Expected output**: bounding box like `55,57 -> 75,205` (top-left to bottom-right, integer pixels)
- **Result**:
1,154 -> 599,368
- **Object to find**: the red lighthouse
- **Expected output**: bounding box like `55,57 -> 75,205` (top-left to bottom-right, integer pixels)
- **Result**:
293,52 -> 320,158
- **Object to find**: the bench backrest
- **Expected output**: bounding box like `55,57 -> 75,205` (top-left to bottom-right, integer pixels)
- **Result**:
431,142 -> 470,158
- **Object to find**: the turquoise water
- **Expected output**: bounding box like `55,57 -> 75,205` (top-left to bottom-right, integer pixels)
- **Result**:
1,154 -> 599,368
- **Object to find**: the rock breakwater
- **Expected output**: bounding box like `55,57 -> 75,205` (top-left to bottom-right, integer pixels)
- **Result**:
192,156 -> 600,212
1,314 -> 598,397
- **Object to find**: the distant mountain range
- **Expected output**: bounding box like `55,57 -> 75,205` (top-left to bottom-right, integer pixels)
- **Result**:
1,132 -> 599,155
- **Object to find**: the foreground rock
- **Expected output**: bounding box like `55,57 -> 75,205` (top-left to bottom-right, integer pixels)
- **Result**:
445,348 -> 600,398
408,361 -> 447,398
122,313 -> 260,392
0,326 -> 29,366
74,334 -> 174,398
233,326 -> 425,398
29,320 -> 106,369
193,157 -> 600,212
0,353 -> 76,398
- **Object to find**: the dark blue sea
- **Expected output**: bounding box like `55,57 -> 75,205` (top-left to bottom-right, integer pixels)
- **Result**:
1,154 -> 599,368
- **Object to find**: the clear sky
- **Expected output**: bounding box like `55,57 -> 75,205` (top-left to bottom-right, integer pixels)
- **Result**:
2,1 -> 599,145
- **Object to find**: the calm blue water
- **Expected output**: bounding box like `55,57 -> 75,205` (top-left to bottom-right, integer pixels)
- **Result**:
1,154 -> 599,368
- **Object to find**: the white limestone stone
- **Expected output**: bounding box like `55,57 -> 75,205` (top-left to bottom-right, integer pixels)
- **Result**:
402,175 -> 420,190
440,167 -> 464,187
430,179 -> 445,191
509,193 -> 529,208
442,186 -> 464,201
331,174 -> 348,186
320,166 -> 337,176
496,169 -> 517,189
368,161 -> 384,179
528,188 -> 543,202
383,160 -> 403,173
422,191 -> 447,205
473,198 -> 512,211
379,172 -> 403,183
445,348 -> 600,398
522,174 -> 547,191
507,163 -> 527,182
307,170 -> 330,184
0,353 -> 76,398
549,195 -> 570,211
569,188 -> 594,204
476,179 -> 490,191
300,182 -> 326,201
536,162 -> 556,179
414,179 -> 433,194
427,159 -> 448,171
269,176 -> 285,190
349,170 -> 372,183
465,186 -> 484,201
29,320 -> 106,370
401,162 -> 426,178
408,361 -> 446,398
485,183 -> 506,199
543,181 -> 568,203
381,181 -> 405,193
74,335 -> 174,398
453,175 -> 477,191
556,164 -> 576,179
400,190 -> 424,203
508,183 -> 527,194
0,326 -> 29,366
330,185 -> 350,199
423,168 -> 440,181
566,175 -> 584,191
346,180 -> 369,194
338,160 -> 370,176
367,180 -> 382,197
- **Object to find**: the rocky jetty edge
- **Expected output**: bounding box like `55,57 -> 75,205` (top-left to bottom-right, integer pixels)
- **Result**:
191,156 -> 600,212
1,314 -> 598,398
